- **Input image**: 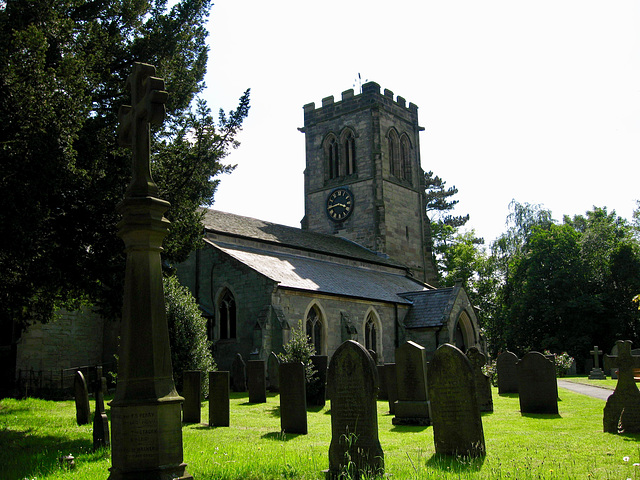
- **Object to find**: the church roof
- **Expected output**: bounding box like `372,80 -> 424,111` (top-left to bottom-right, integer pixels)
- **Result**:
399,288 -> 457,328
208,239 -> 427,304
202,209 -> 406,269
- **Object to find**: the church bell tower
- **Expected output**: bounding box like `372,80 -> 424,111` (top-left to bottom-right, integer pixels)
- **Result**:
300,82 -> 437,285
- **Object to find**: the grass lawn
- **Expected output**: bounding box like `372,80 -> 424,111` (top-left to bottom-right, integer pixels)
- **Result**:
1,386 -> 639,480
561,376 -> 618,390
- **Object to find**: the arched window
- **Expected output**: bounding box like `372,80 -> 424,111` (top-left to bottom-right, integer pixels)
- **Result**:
218,289 -> 236,340
324,135 -> 339,180
387,129 -> 400,178
342,130 -> 356,176
400,134 -> 412,183
364,313 -> 378,354
306,305 -> 323,355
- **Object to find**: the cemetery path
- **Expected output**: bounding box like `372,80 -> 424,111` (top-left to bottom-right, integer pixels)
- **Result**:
557,379 -> 613,401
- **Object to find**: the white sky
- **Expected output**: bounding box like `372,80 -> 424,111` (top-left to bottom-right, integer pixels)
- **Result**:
201,0 -> 640,244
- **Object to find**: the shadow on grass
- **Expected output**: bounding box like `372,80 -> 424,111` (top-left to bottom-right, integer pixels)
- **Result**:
426,452 -> 485,472
0,428 -> 100,480
267,405 -> 281,417
521,412 -> 562,419
390,424 -> 429,433
307,404 -> 326,413
498,393 -> 519,398
261,431 -> 303,441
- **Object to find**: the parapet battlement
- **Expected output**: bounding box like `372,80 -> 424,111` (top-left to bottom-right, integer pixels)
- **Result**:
303,81 -> 419,126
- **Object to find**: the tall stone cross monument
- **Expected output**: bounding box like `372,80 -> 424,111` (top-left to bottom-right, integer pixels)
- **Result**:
108,63 -> 192,480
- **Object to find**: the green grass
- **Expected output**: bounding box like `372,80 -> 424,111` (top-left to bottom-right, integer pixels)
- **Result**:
561,376 -> 619,390
1,387 -> 639,480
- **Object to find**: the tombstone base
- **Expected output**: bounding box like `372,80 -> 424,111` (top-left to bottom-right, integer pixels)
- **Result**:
108,399 -> 191,480
392,401 -> 431,426
588,368 -> 606,380
93,412 -> 111,450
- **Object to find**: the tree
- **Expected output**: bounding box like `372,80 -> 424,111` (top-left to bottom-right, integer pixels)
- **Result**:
0,1 -> 249,329
164,275 -> 216,397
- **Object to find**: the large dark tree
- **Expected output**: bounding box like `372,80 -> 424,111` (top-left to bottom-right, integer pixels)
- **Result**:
0,0 -> 249,328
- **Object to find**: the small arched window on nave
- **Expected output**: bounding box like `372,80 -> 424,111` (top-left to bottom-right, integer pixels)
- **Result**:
218,288 -> 236,340
306,305 -> 324,355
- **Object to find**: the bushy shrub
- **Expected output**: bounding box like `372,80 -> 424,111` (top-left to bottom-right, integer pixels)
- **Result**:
278,321 -> 320,399
543,350 -> 574,377
164,275 -> 216,397
482,359 -> 498,387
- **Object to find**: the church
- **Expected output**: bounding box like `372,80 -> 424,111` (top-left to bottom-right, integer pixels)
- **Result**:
175,82 -> 482,371
5,82 -> 483,394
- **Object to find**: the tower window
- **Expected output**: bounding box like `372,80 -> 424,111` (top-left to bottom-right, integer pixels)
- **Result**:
324,135 -> 339,180
388,129 -> 400,178
342,129 -> 357,176
400,135 -> 412,183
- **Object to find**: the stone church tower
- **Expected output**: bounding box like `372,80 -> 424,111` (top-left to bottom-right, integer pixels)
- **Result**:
300,82 -> 438,285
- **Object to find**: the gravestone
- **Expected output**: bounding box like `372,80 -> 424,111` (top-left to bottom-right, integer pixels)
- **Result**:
496,351 -> 519,394
209,371 -> 230,427
74,370 -> 91,425
267,352 -> 280,392
248,360 -> 267,403
393,341 -> 430,425
466,347 -> 494,413
384,363 -> 398,415
231,353 -> 247,392
603,340 -> 640,433
93,366 -> 110,450
109,63 -> 192,480
308,355 -> 328,407
517,351 -> 558,414
588,346 -> 606,379
182,370 -> 202,423
427,343 -> 485,458
326,340 -> 384,479
376,365 -> 388,401
279,362 -> 307,434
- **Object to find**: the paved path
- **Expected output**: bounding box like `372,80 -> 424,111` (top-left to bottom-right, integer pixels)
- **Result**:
557,379 -> 613,401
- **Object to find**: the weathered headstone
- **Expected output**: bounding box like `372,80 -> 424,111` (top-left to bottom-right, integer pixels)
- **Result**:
376,365 -> 388,401
326,340 -> 383,479
603,340 -> 640,433
267,352 -> 280,392
588,346 -> 606,379
496,351 -> 519,394
393,341 -> 430,425
248,360 -> 267,403
182,370 -> 202,423
517,351 -> 558,415
279,362 -> 307,434
427,343 -> 485,458
74,370 -> 91,425
109,62 -> 192,480
209,371 -> 230,427
308,355 -> 328,407
384,363 -> 398,415
231,353 -> 247,392
466,347 -> 494,413
93,366 -> 110,450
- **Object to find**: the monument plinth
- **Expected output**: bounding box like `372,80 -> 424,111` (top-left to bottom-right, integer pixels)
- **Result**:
108,62 -> 192,480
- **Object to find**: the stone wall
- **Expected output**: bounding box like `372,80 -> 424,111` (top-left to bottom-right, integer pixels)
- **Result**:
15,307 -> 105,388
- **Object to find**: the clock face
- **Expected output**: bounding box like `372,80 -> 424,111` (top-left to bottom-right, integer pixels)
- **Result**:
326,188 -> 354,222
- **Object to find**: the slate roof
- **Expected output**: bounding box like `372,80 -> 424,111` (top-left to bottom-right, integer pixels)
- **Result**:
399,288 -> 456,328
202,209 -> 405,269
209,239 -> 427,304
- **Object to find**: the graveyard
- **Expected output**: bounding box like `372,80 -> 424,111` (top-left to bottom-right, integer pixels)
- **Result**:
1,377 -> 639,480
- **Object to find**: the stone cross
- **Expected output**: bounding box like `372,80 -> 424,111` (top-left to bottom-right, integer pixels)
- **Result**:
590,346 -> 603,369
603,340 -> 640,433
604,341 -> 640,391
118,62 -> 168,198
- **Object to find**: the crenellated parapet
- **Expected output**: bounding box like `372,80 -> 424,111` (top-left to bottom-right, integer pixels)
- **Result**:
302,81 -> 419,128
